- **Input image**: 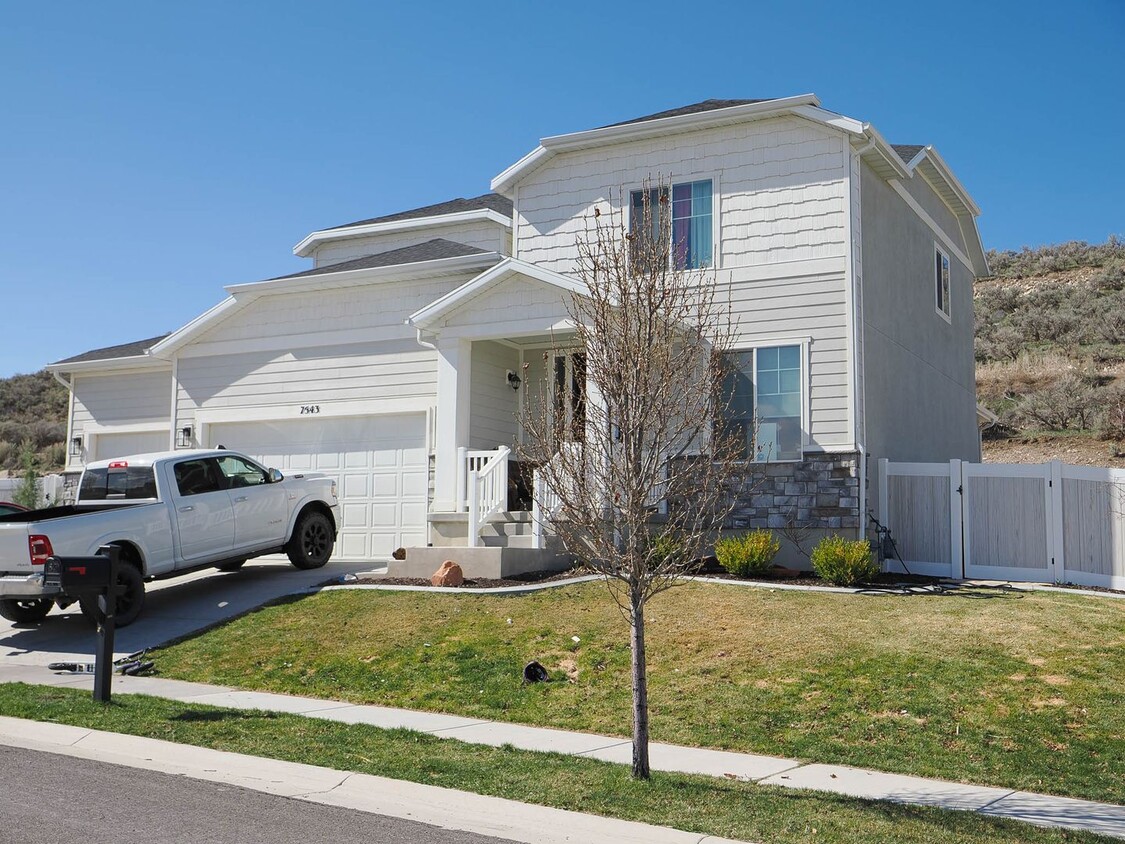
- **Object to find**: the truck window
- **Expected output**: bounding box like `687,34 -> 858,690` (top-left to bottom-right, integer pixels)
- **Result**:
173,459 -> 224,497
79,467 -> 158,500
216,455 -> 269,489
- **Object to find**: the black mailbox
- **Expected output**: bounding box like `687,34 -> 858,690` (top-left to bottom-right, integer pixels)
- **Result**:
48,555 -> 115,596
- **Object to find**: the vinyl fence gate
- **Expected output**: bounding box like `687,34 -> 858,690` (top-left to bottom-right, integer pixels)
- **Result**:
878,459 -> 1125,590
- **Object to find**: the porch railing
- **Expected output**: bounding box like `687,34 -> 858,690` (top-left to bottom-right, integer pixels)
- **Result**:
466,446 -> 510,548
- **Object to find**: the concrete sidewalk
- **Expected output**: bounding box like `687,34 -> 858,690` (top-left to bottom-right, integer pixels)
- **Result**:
3,665 -> 1124,839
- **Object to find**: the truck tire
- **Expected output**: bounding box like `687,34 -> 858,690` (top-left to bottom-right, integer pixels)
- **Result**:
79,562 -> 145,627
286,510 -> 334,569
0,598 -> 53,624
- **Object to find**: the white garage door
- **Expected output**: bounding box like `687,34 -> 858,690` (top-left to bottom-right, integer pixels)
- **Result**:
207,414 -> 428,561
94,430 -> 170,461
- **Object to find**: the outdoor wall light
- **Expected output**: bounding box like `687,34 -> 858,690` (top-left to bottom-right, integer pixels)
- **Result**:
506,370 -> 522,390
176,425 -> 193,448
70,436 -> 83,455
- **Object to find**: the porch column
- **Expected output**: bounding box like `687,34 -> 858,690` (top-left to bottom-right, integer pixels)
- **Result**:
432,337 -> 472,512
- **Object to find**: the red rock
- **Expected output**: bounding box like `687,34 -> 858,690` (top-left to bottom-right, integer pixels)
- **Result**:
431,560 -> 464,587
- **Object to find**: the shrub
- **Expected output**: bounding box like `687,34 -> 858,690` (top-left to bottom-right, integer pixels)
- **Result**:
810,535 -> 878,586
714,530 -> 781,577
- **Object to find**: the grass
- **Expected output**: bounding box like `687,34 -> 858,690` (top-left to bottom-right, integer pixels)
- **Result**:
0,683 -> 1117,844
152,580 -> 1125,805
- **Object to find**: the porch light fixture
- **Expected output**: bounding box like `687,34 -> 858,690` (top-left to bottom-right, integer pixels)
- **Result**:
506,370 -> 522,390
70,436 -> 83,456
176,425 -> 193,448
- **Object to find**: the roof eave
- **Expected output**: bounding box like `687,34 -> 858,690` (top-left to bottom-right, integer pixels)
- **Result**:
293,208 -> 512,257
492,94 -> 823,195
47,354 -> 170,375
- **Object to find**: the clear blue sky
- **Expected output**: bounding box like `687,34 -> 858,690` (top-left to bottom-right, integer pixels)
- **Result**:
1,0 -> 1122,377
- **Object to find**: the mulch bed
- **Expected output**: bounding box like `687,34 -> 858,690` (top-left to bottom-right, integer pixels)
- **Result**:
349,565 -> 948,591
353,568 -> 594,589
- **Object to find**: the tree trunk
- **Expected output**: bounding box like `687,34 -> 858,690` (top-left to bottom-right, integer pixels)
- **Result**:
630,592 -> 650,779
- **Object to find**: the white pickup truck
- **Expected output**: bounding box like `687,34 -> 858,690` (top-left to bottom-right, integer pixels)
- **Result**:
0,449 -> 339,626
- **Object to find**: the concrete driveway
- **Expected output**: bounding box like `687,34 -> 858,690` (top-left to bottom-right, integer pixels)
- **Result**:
1,557 -> 379,665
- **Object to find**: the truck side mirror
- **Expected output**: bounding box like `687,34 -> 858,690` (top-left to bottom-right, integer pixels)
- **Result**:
268,468 -> 284,483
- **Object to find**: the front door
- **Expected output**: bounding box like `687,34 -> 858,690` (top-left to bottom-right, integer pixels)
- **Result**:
214,453 -> 290,551
553,352 -> 586,443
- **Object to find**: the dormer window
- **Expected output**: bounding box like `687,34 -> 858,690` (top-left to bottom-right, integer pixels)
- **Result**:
629,179 -> 713,270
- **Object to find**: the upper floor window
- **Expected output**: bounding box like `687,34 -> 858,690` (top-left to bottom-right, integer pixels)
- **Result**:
935,245 -> 951,321
716,344 -> 804,462
629,179 -> 713,270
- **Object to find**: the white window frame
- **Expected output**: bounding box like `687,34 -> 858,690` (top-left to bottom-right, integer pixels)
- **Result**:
935,243 -> 951,323
722,337 -> 811,464
626,173 -> 721,271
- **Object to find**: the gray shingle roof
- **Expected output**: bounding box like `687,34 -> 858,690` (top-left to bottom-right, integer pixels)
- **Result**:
892,144 -> 926,163
54,334 -> 171,365
603,98 -> 781,128
327,193 -> 513,231
268,238 -> 490,281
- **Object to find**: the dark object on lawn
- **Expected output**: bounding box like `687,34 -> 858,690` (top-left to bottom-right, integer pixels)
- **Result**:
392,547 -> 406,561
523,660 -> 550,683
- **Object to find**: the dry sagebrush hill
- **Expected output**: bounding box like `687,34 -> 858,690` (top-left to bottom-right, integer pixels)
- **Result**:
976,236 -> 1125,466
0,370 -> 68,474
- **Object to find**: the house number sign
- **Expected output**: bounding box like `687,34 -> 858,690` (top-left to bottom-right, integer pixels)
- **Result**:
299,405 -> 322,415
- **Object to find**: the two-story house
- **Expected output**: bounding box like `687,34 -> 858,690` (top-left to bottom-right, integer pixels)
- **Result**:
48,95 -> 989,573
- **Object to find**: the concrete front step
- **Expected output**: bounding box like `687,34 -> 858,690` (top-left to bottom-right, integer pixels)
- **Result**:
393,545 -> 573,580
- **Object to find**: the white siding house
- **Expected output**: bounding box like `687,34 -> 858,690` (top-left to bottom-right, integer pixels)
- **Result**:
49,95 -> 989,572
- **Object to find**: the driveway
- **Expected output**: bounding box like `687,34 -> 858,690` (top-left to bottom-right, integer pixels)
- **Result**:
1,558 -> 378,665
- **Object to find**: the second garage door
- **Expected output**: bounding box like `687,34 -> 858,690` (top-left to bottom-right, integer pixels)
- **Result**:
207,414 -> 428,561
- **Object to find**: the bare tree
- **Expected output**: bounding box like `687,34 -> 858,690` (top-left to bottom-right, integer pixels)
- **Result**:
519,183 -> 748,779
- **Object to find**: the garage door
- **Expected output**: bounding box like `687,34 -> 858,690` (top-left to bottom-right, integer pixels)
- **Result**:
94,430 -> 170,461
206,415 -> 428,561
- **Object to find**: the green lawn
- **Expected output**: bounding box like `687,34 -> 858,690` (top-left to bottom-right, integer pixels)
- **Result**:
152,580 -> 1125,804
0,683 -> 1116,844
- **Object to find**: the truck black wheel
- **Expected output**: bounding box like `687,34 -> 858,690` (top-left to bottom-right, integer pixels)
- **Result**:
79,562 -> 146,627
0,598 -> 53,624
286,510 -> 334,569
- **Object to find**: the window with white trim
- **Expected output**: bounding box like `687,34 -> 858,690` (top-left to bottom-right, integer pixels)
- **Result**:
629,179 -> 713,270
935,245 -> 951,321
717,344 -> 804,462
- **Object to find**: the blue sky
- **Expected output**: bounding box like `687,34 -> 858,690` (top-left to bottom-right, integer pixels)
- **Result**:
1,0 -> 1122,377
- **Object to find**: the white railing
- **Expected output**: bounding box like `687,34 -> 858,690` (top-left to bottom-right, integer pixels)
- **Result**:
466,446 -> 510,548
532,466 -> 563,550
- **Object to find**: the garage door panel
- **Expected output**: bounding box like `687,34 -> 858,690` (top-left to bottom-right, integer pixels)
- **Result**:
402,471 -> 428,497
207,414 -> 428,561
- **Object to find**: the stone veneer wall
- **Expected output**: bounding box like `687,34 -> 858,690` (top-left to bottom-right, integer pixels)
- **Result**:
728,452 -> 861,531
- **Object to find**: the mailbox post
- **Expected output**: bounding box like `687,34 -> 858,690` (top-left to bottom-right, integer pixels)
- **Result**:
44,545 -> 120,702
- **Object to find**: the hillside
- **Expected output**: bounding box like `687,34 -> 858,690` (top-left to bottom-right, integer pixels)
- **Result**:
976,236 -> 1125,466
0,370 -> 68,473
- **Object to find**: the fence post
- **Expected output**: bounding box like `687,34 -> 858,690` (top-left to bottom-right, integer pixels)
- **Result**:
950,459 -> 964,580
1049,461 -> 1065,584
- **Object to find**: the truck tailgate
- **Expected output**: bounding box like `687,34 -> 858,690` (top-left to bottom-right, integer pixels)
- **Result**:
0,523 -> 32,572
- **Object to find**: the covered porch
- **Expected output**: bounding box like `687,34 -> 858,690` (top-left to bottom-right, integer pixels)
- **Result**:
399,258 -> 589,577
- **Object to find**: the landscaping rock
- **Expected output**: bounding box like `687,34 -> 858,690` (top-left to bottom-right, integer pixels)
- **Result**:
430,560 -> 464,587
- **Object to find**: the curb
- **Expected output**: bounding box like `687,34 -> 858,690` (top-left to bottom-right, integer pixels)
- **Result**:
0,716 -> 752,844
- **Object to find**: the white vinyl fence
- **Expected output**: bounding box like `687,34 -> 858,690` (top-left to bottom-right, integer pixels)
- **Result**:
879,459 -> 1125,590
0,474 -> 67,508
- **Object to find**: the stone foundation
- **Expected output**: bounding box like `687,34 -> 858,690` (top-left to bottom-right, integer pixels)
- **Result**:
729,452 -> 861,531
